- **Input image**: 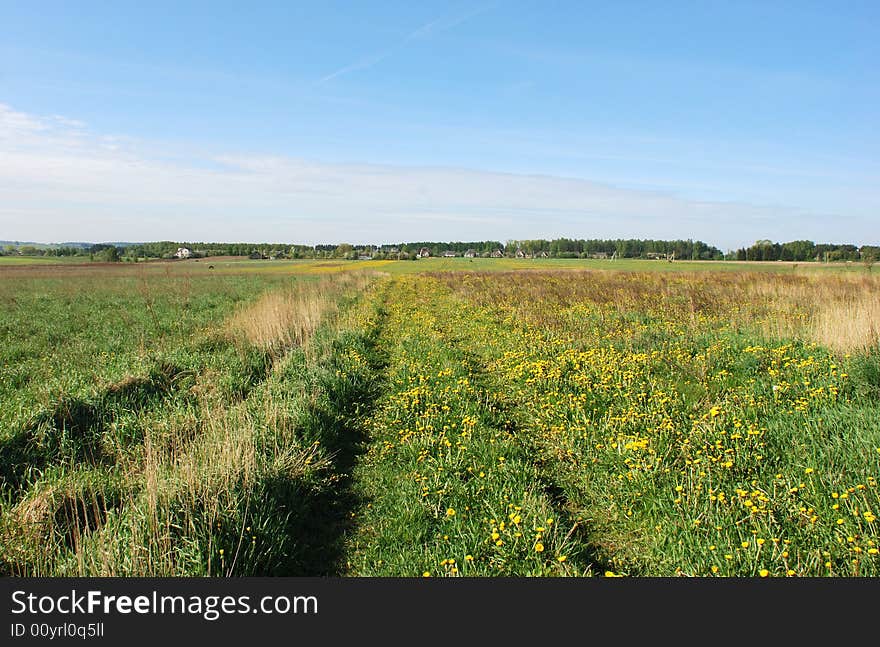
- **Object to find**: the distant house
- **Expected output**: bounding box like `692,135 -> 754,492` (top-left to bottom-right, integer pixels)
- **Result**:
590,252 -> 609,260
358,255 -> 373,260
417,247 -> 431,258
537,250 -> 549,258
174,247 -> 193,259
646,252 -> 664,260
248,251 -> 266,260
442,250 -> 457,258
515,249 -> 526,258
490,249 -> 504,258
463,249 -> 477,258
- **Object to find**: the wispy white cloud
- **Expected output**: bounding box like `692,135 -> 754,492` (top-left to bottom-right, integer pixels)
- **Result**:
317,51 -> 394,85
405,3 -> 495,41
0,103 -> 872,247
317,4 -> 496,85
0,103 -> 50,137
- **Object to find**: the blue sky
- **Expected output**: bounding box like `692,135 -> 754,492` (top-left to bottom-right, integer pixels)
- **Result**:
1,1 -> 877,248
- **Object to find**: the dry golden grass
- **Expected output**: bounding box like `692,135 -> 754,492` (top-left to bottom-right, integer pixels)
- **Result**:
812,291 -> 880,353
0,470 -> 126,575
225,272 -> 375,351
748,272 -> 880,352
434,268 -> 880,354
226,287 -> 331,350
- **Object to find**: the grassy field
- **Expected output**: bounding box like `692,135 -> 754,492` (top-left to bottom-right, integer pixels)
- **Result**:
4,253 -> 875,275
0,256 -> 70,265
1,259 -> 877,576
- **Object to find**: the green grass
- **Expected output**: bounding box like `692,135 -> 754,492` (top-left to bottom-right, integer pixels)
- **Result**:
0,265 -> 377,574
1,261 -> 877,576
0,256 -> 70,264
344,270 -> 878,576
373,256 -> 875,275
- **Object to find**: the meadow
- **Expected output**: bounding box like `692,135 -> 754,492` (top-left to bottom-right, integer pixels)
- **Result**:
1,257 -> 877,576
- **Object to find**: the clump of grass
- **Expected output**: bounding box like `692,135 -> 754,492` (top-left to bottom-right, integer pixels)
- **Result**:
812,291 -> 880,353
225,273 -> 375,353
226,286 -> 335,351
0,467 -> 129,575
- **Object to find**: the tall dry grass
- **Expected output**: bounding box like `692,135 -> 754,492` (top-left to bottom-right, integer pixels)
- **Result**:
225,272 -> 374,351
434,269 -> 880,354
226,288 -> 331,350
749,272 -> 880,352
811,291 -> 880,353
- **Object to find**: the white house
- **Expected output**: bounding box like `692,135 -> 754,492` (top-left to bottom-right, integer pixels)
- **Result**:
175,247 -> 193,259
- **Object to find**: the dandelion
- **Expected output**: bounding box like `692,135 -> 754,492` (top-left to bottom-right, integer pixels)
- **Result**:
446,508 -> 456,517
534,543 -> 545,553
759,569 -> 769,578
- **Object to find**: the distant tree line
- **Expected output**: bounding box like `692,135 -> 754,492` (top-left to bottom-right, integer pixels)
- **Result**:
388,241 -> 504,256
1,243 -> 124,261
734,240 -> 880,263
2,238 -> 877,263
504,238 -> 724,259
126,241 -> 321,259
